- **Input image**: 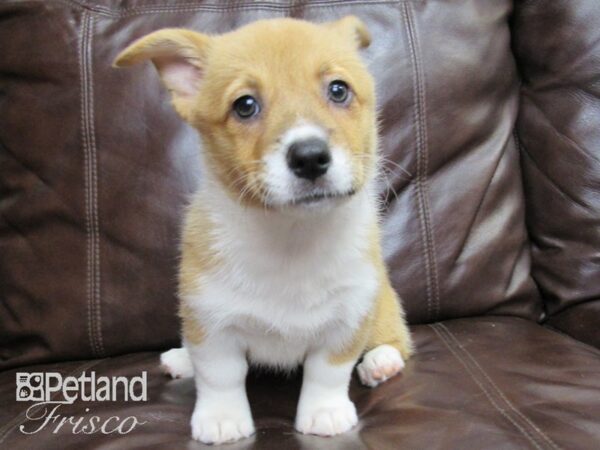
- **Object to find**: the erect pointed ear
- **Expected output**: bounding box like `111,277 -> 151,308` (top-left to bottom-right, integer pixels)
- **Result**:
327,16 -> 371,49
113,29 -> 210,121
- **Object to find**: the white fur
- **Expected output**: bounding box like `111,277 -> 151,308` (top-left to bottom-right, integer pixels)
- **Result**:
262,122 -> 355,207
186,182 -> 378,368
168,125 -> 381,443
160,347 -> 193,379
280,122 -> 329,144
357,344 -> 405,387
188,332 -> 254,444
296,352 -> 358,436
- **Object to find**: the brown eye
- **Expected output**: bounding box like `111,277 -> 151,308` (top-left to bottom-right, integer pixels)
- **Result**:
328,80 -> 350,104
233,95 -> 260,119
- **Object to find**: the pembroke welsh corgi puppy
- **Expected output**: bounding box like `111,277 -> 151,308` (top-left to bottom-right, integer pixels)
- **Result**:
114,16 -> 413,445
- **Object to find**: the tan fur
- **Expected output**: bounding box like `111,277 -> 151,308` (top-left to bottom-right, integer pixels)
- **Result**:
179,301 -> 204,346
114,17 -> 412,367
330,227 -> 413,364
176,195 -> 221,345
367,226 -> 414,360
115,18 -> 377,208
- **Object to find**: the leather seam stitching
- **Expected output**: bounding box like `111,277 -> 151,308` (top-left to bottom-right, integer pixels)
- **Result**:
79,11 -> 96,358
86,11 -> 103,356
79,11 -> 104,357
410,1 -> 440,320
59,0 -> 413,17
402,2 -> 440,321
401,2 -> 431,320
87,14 -> 104,356
430,324 -> 545,450
440,323 -> 563,450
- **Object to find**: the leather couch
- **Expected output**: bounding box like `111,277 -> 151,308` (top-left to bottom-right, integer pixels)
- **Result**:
1,1 -> 599,448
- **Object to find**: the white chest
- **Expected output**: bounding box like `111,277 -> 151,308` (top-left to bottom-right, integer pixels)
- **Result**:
185,189 -> 379,367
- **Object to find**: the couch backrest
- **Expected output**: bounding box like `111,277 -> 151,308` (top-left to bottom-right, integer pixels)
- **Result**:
0,0 -> 542,370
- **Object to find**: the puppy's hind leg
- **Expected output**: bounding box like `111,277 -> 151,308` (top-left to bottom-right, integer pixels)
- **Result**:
160,347 -> 194,379
357,281 -> 413,388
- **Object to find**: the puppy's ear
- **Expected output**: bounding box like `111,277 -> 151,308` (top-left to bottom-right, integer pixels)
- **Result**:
113,29 -> 210,121
328,16 -> 371,49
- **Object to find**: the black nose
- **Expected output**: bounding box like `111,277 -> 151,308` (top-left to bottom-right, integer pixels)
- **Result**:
286,138 -> 331,181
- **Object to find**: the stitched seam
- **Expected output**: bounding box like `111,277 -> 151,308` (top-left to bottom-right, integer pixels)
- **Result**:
114,0 -> 400,12
79,11 -> 103,357
59,0 -> 411,17
115,4 -> 397,18
83,12 -> 97,357
440,324 -> 562,450
0,359 -> 104,444
85,12 -> 101,356
87,14 -> 104,356
407,2 -> 440,320
430,324 -> 544,450
79,11 -> 97,357
402,2 -> 440,321
401,2 -> 431,319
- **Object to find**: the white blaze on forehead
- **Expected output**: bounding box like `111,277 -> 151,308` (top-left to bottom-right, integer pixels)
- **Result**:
279,122 -> 328,148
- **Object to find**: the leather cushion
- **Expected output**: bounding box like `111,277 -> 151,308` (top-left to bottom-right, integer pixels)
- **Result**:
1,317 -> 599,449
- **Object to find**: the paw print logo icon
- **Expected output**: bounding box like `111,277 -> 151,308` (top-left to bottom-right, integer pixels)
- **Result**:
16,373 -> 45,402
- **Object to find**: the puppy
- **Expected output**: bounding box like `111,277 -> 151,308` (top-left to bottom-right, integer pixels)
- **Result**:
114,16 -> 413,445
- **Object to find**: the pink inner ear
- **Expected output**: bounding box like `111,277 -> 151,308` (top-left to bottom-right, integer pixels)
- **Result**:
156,57 -> 202,99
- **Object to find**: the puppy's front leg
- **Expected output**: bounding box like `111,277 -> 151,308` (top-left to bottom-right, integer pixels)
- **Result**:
188,333 -> 254,444
295,350 -> 358,436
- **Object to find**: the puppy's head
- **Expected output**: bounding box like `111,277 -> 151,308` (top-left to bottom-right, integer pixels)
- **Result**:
114,17 -> 376,209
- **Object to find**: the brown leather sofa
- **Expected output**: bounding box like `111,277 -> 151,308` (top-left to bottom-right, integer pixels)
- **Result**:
1,1 -> 599,449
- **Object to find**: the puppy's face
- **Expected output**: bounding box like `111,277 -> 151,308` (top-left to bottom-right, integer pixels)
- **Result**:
115,17 -> 376,209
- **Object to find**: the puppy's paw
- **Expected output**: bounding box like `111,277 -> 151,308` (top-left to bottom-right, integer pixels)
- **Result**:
160,347 -> 194,379
295,400 -> 358,436
191,406 -> 255,444
357,344 -> 404,387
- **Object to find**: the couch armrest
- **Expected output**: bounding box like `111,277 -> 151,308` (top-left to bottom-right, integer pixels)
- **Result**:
511,0 -> 600,348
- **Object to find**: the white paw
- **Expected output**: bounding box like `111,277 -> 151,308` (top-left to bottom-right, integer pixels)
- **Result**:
295,400 -> 358,436
160,347 -> 194,379
357,344 -> 404,387
191,406 -> 255,444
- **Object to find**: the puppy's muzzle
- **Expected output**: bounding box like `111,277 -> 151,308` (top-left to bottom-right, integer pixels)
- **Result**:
286,137 -> 331,181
